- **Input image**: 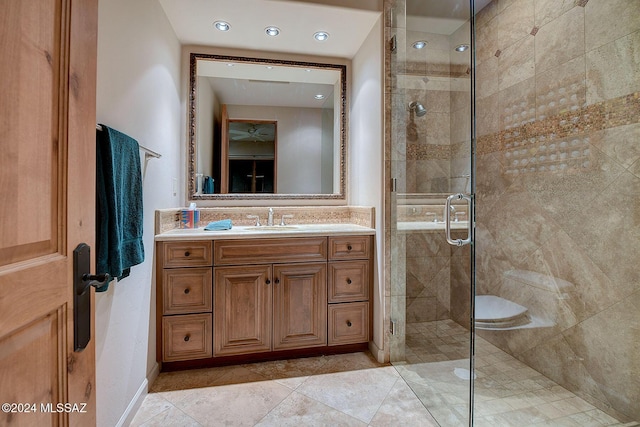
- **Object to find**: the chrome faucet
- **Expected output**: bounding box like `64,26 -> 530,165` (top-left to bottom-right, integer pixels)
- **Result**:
280,214 -> 294,226
247,214 -> 260,226
267,208 -> 274,226
445,204 -> 455,222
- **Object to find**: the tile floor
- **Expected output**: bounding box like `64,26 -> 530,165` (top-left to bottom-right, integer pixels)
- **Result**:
130,352 -> 439,426
400,320 -> 637,427
131,320 -> 637,427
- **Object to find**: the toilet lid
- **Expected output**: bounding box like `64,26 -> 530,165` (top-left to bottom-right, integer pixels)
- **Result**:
475,295 -> 529,326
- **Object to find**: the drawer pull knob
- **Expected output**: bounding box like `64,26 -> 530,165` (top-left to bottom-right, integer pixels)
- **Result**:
265,279 -> 271,285
184,334 -> 190,342
275,278 -> 280,284
346,320 -> 352,327
346,278 -> 352,285
184,288 -> 190,294
347,245 -> 352,251
184,251 -> 191,257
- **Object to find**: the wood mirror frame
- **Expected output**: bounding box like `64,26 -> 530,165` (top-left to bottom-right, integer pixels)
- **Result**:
187,53 -> 347,201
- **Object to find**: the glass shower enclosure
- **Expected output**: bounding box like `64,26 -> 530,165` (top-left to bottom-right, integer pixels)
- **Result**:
389,0 -> 474,424
388,0 -> 640,425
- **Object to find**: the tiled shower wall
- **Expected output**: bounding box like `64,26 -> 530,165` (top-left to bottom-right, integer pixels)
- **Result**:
404,28 -> 453,194
473,0 -> 640,421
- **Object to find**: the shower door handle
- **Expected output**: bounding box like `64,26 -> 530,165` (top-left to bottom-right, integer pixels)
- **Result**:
445,193 -> 472,247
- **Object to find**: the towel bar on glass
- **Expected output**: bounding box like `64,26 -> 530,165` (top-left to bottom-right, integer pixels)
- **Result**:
96,124 -> 162,159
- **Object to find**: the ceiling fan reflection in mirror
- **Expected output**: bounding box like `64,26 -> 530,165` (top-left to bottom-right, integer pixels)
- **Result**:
229,122 -> 276,141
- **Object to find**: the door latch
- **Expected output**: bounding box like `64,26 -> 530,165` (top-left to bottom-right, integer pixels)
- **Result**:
73,243 -> 110,351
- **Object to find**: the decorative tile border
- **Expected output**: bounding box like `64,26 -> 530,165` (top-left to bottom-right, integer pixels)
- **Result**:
477,92 -> 640,165
407,143 -> 452,160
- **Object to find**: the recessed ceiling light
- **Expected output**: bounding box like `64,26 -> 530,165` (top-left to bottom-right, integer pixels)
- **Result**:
412,40 -> 427,49
266,66 -> 273,70
213,21 -> 231,31
313,31 -> 329,41
455,44 -> 470,52
314,94 -> 325,100
265,26 -> 280,37
227,63 -> 234,67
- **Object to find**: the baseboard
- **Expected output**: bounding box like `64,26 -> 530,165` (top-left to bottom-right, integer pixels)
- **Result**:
116,378 -> 148,427
147,362 -> 160,390
369,340 -> 388,363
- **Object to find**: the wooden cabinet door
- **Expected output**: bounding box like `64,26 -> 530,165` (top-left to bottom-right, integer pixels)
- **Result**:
273,263 -> 327,350
0,0 -> 98,425
214,265 -> 272,356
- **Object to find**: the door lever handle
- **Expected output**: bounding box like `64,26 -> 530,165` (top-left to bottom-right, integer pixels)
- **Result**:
79,273 -> 110,295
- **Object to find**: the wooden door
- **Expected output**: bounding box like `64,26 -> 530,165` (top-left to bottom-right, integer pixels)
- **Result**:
0,0 -> 98,425
213,265 -> 272,356
273,263 -> 327,350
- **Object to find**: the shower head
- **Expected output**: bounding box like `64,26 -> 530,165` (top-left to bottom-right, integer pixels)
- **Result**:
409,101 -> 427,117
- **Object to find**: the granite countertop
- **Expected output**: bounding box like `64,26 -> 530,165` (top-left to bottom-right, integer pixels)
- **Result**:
155,223 -> 376,241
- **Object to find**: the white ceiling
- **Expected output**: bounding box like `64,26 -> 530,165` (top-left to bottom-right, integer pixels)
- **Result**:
203,76 -> 335,109
158,0 -> 492,57
197,56 -> 340,108
161,0 -> 489,108
158,0 -> 382,59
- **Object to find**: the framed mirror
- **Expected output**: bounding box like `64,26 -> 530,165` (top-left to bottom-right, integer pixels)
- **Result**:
188,53 -> 347,200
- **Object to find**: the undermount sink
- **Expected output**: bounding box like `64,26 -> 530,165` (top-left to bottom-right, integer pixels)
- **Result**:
244,225 -> 299,231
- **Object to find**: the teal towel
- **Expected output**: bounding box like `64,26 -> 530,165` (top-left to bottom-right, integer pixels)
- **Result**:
204,219 -> 232,231
95,125 -> 145,291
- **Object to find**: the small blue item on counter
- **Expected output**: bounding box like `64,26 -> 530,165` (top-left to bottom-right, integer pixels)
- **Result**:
204,219 -> 232,231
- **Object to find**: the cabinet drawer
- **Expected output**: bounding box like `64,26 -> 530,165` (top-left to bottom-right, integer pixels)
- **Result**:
163,267 -> 212,315
162,313 -> 212,362
163,241 -> 212,268
328,236 -> 371,260
214,237 -> 327,265
328,261 -> 369,303
328,302 -> 369,346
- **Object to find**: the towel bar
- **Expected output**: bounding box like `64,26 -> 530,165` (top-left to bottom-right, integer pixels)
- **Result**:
96,124 -> 162,159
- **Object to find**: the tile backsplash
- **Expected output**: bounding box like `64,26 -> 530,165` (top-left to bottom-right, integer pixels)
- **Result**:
155,206 -> 375,235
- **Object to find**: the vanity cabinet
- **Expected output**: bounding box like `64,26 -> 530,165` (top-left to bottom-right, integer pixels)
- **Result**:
158,241 -> 213,362
156,234 -> 372,368
213,237 -> 327,356
327,236 -> 371,345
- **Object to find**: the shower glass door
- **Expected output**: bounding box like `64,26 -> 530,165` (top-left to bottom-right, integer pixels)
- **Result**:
388,1 -> 475,425
389,0 -> 640,425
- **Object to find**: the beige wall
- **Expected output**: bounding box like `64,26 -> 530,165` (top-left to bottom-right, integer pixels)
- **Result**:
350,16 -> 385,359
96,0 -> 183,425
196,76 -> 215,178
474,0 -> 640,420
